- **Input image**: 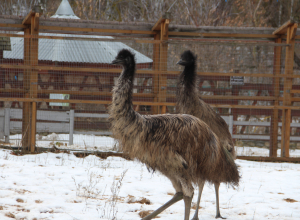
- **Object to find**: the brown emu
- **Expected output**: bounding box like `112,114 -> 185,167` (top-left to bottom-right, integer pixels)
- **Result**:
176,50 -> 240,219
109,49 -> 238,220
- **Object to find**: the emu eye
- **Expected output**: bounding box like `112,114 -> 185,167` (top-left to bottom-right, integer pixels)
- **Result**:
228,148 -> 233,152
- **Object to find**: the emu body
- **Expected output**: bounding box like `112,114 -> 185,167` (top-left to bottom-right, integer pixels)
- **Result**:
177,50 -> 240,219
109,49 -> 228,220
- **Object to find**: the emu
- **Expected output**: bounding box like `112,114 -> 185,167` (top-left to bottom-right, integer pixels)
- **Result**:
176,50 -> 240,219
109,49 -> 239,220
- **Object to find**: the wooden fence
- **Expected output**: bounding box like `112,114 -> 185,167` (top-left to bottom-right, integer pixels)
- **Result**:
0,10 -> 300,159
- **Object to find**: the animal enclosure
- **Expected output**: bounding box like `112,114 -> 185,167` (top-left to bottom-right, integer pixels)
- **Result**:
0,11 -> 300,160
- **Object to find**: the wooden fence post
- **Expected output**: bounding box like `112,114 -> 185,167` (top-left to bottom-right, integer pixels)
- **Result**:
4,108 -> 10,143
152,13 -> 170,114
69,110 -> 74,145
279,23 -> 297,157
270,37 -> 282,157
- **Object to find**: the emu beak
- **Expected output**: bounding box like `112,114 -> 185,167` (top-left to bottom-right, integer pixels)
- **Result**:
111,59 -> 122,65
176,59 -> 184,65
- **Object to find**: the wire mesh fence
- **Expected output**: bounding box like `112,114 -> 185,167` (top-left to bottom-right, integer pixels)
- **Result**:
0,26 -> 300,158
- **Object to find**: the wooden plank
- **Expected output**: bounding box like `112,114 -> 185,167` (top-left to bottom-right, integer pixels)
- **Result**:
233,134 -> 300,141
2,64 -> 300,78
152,33 -> 160,114
0,88 -> 155,98
74,113 -> 109,118
152,17 -> 166,31
22,27 -> 31,151
281,25 -> 297,157
273,20 -> 294,35
22,11 -> 35,25
158,19 -> 169,114
3,97 -> 300,110
29,13 -> 39,152
168,32 -> 276,39
236,156 -> 300,163
69,110 -> 74,145
39,25 -> 156,35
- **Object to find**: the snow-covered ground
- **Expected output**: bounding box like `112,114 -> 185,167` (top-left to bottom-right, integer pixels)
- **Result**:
0,144 -> 299,219
6,133 -> 300,157
8,133 -> 117,152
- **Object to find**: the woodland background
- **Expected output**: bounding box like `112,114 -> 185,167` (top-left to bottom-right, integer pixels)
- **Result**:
0,0 -> 299,28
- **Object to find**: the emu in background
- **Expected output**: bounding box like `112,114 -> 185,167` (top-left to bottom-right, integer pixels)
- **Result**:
109,49 -> 239,220
176,50 -> 240,219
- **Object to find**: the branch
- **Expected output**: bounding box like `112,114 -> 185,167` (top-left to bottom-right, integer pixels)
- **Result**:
253,0 -> 263,27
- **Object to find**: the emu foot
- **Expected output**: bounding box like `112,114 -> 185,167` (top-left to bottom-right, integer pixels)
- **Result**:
215,214 -> 226,219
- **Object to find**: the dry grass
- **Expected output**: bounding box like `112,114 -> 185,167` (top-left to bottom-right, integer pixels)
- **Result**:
191,202 -> 202,210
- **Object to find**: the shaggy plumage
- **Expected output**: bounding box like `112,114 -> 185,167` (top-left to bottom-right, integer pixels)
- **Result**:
176,50 -> 240,219
109,49 -> 233,220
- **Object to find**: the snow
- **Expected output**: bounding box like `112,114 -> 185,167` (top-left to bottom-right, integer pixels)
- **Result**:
0,139 -> 299,220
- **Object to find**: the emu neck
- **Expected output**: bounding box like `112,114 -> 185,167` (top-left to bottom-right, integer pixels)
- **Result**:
110,63 -> 138,129
179,64 -> 198,97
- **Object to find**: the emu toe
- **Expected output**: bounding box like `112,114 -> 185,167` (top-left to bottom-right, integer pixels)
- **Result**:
215,214 -> 226,219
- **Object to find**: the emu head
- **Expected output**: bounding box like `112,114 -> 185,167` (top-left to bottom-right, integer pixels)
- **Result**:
177,50 -> 197,66
111,49 -> 136,68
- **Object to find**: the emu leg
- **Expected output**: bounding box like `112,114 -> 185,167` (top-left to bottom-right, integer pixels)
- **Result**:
183,195 -> 193,220
141,192 -> 183,220
215,182 -> 226,219
191,181 -> 205,220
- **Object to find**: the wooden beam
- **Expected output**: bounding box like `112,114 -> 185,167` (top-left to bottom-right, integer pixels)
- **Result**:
151,13 -> 171,31
158,19 -> 169,114
237,156 -> 300,163
39,25 -> 156,36
22,10 -> 35,25
169,32 -> 276,39
152,33 -> 160,114
2,64 -> 300,78
273,20 -> 294,35
29,12 -> 39,153
280,24 -> 297,157
22,27 -> 31,152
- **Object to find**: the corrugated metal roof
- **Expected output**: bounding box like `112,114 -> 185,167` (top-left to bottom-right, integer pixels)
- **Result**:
4,34 -> 152,64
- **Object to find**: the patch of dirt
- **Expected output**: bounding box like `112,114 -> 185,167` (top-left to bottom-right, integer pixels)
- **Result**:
16,198 -> 24,203
278,192 -> 284,194
0,206 -> 3,210
139,210 -> 159,218
16,189 -> 31,194
35,200 -> 43,203
238,213 -> 246,215
5,212 -> 15,218
191,203 -> 202,210
127,195 -> 150,205
284,198 -> 298,203
167,192 -> 174,196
